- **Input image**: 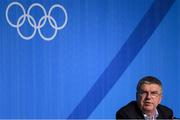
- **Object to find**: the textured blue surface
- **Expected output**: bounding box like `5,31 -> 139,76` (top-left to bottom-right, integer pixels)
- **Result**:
0,0 -> 179,119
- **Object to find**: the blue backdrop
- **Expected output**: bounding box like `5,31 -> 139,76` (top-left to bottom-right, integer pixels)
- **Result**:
0,0 -> 179,119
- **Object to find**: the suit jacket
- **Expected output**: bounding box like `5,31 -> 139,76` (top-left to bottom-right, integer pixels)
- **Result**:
116,101 -> 173,119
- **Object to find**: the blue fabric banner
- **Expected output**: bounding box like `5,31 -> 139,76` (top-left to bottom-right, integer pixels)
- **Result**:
0,0 -> 179,119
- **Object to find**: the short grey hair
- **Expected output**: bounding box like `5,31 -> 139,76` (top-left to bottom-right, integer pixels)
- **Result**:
136,76 -> 163,93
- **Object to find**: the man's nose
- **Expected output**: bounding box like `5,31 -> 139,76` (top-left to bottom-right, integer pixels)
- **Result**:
146,93 -> 152,99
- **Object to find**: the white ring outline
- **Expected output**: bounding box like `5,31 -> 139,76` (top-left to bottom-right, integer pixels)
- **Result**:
17,14 -> 37,40
27,3 -> 47,29
6,2 -> 68,41
6,2 -> 26,28
38,16 -> 58,41
48,4 -> 68,30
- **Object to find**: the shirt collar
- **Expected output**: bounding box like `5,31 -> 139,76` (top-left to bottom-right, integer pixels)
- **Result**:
143,109 -> 159,120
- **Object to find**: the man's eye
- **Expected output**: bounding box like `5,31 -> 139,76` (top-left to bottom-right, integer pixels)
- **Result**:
151,92 -> 158,95
139,91 -> 147,95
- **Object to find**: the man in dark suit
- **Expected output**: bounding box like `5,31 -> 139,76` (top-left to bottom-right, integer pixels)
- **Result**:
116,76 -> 174,119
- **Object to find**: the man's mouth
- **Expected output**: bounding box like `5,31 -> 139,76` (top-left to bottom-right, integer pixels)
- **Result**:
144,101 -> 152,105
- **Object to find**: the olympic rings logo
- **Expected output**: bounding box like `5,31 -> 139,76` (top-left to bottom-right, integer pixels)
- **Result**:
6,2 -> 68,41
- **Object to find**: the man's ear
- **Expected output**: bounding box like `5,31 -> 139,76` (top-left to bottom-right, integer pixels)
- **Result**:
159,95 -> 163,104
136,92 -> 138,101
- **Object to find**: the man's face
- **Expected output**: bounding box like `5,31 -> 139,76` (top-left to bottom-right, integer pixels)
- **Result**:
137,84 -> 162,114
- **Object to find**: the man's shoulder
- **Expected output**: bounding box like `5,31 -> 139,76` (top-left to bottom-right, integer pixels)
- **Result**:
116,101 -> 143,118
117,101 -> 138,111
158,104 -> 173,112
157,104 -> 174,118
